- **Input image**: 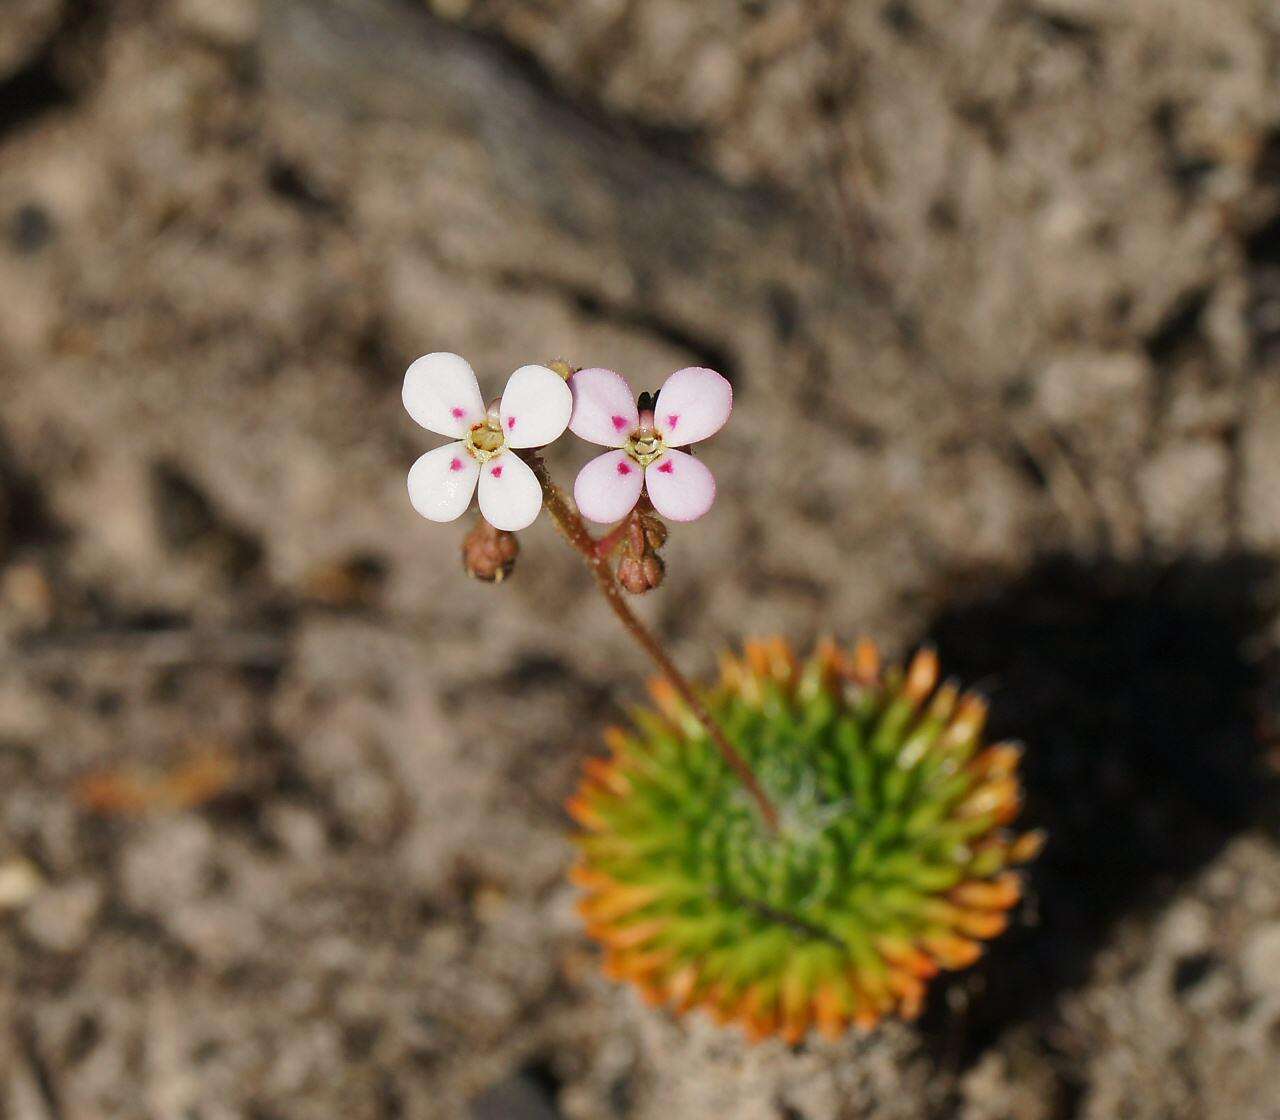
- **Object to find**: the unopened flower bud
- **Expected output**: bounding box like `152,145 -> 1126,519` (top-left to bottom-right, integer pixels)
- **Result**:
637,509 -> 668,551
618,551 -> 665,594
462,519 -> 519,583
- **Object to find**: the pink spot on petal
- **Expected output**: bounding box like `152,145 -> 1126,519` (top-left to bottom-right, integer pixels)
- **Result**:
449,458 -> 464,472
666,414 -> 679,429
611,415 -> 628,431
616,462 -> 632,476
490,465 -> 503,478
657,460 -> 674,474
451,407 -> 465,419
506,416 -> 517,430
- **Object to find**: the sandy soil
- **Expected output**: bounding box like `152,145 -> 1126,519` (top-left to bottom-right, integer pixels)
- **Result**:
1,1 -> 1279,1117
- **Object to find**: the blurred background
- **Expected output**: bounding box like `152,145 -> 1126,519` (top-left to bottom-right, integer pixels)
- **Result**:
1,0 -> 1279,1117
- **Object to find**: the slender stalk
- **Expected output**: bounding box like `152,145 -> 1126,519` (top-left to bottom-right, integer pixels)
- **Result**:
591,519 -> 632,560
525,453 -> 781,832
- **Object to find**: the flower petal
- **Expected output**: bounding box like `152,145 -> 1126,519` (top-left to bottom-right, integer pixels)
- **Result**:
568,367 -> 638,447
574,449 -> 645,524
644,449 -> 715,522
407,442 -> 480,522
499,364 -> 573,449
477,451 -> 543,531
653,366 -> 732,446
403,352 -> 486,437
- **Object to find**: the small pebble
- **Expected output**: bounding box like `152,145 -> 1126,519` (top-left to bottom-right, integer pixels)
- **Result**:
173,0 -> 259,46
2,561 -> 55,627
0,857 -> 43,909
1240,925 -> 1280,1001
21,878 -> 103,953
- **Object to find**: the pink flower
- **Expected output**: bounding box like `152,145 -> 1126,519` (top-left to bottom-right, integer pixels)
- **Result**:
569,366 -> 732,524
403,352 -> 571,531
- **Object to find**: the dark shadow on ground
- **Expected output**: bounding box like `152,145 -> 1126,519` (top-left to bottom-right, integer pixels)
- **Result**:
916,553 -> 1279,1069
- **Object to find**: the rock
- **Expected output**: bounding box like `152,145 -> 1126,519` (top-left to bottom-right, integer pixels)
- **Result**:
1,561 -> 55,628
21,878 -> 102,953
1158,898 -> 1214,958
959,1050 -> 1059,1120
166,898 -> 264,968
0,857 -> 43,910
120,817 -> 215,915
470,1073 -> 562,1120
1240,925 -> 1280,1001
262,803 -> 328,860
1036,350 -> 1153,454
172,0 -> 260,47
1137,439 -> 1231,551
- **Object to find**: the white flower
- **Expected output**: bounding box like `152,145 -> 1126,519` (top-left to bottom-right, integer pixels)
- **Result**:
569,366 -> 732,524
403,353 -> 572,531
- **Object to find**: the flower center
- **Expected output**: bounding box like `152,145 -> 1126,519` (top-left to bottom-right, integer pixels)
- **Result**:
625,408 -> 667,467
625,431 -> 666,467
465,418 -> 506,464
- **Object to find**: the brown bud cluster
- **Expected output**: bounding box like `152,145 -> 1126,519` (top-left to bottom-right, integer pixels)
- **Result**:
462,519 -> 519,583
618,551 -> 665,594
617,509 -> 668,595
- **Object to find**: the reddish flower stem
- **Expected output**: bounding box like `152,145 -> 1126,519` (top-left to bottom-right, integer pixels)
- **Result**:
525,452 -> 780,832
591,519 -> 632,560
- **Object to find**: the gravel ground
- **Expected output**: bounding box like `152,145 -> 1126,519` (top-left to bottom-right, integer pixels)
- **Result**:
1,1 -> 1279,1117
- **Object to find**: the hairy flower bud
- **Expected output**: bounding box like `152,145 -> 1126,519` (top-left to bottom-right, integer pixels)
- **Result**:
636,509 -> 668,551
614,508 -> 668,594
617,550 -> 664,594
461,519 -> 519,582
